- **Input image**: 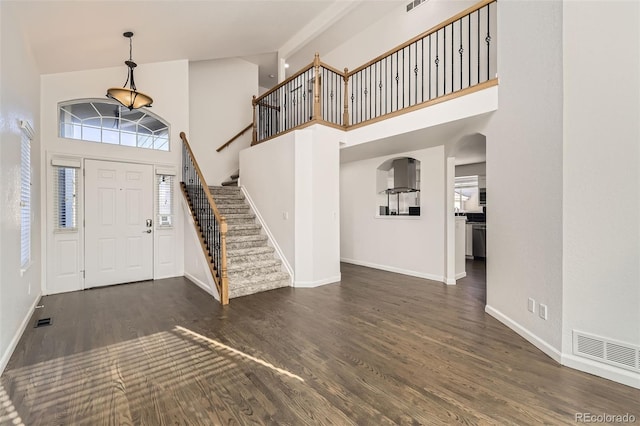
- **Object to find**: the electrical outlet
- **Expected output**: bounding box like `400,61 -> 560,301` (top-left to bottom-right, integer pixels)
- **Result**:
282,212 -> 289,220
539,303 -> 548,320
527,298 -> 535,313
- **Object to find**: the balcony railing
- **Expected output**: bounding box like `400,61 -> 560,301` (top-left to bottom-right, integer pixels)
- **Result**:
252,0 -> 497,145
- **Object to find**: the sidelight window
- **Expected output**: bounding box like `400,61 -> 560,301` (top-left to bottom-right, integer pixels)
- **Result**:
156,173 -> 174,227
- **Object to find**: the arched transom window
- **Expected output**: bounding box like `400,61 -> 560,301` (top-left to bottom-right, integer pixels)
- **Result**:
59,99 -> 169,151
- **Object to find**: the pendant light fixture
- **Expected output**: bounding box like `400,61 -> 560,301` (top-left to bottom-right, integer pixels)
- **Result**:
106,32 -> 153,110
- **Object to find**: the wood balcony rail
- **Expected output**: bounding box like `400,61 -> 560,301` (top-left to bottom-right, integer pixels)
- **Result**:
216,123 -> 252,152
251,0 -> 497,144
180,132 -> 229,305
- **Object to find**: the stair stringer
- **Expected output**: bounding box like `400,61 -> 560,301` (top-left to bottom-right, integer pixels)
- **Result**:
180,193 -> 221,301
240,185 -> 294,283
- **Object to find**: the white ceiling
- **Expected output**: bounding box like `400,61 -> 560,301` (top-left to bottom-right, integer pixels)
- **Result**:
5,0 -> 400,89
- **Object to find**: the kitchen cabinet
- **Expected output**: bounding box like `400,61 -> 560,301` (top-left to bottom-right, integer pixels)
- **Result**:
478,175 -> 486,189
466,223 -> 473,257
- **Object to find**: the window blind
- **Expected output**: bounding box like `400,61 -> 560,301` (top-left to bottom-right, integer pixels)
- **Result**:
20,133 -> 31,268
157,174 -> 174,227
52,166 -> 79,231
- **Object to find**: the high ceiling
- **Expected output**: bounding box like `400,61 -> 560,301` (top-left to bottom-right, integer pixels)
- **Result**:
4,0 -> 400,88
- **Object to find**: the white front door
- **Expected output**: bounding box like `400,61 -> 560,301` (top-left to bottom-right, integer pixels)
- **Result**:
85,160 -> 154,288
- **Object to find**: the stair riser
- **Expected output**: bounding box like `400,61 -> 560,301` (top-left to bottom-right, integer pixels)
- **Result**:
229,279 -> 290,299
218,207 -> 250,214
227,240 -> 268,250
227,228 -> 262,237
213,198 -> 245,204
223,215 -> 255,225
229,265 -> 283,279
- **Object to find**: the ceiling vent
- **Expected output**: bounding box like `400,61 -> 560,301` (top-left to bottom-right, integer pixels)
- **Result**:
573,330 -> 639,373
406,0 -> 427,13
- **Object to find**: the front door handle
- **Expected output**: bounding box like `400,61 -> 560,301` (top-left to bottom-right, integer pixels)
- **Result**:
143,229 -> 152,233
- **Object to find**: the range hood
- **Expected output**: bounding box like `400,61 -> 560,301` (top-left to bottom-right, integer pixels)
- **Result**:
387,158 -> 418,193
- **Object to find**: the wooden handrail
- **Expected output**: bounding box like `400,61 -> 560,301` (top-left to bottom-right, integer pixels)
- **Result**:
216,123 -> 253,152
347,0 -> 494,77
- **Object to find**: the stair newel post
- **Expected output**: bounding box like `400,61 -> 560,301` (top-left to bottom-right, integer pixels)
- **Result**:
343,68 -> 350,127
251,96 -> 258,145
313,53 -> 321,121
220,217 -> 229,305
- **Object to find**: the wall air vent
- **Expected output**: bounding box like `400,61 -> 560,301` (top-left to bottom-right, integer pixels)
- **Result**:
573,331 -> 639,373
406,0 -> 427,13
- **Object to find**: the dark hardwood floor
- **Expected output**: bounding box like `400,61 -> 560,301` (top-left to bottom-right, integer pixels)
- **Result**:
1,260 -> 638,425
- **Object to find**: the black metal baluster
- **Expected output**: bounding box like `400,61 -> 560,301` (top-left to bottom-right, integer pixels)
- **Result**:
408,46 -> 411,106
390,54 -> 394,112
444,26 -> 447,94
468,14 -> 471,89
374,62 -> 377,118
414,43 -> 418,105
486,4 -> 491,81
402,47 -> 405,108
395,51 -> 399,111
451,24 -> 454,92
459,20 -> 463,91
477,10 -> 480,85
421,38 -> 424,103
429,34 -> 432,100
435,31 -> 439,97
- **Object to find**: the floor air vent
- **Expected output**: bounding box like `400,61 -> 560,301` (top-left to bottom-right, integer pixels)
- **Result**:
573,331 -> 639,373
34,317 -> 52,328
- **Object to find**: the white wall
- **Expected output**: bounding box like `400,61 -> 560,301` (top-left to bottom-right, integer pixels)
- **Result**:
562,1 -> 640,387
295,125 -> 341,286
0,2 -> 42,373
341,145 -> 446,282
289,0 -> 477,73
189,58 -> 257,186
40,60 -> 188,295
455,162 -> 486,177
240,125 -> 341,287
483,0 -> 564,359
240,132 -> 296,268
182,198 -> 219,301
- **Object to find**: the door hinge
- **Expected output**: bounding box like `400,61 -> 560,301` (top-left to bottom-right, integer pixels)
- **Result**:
83,168 -> 85,177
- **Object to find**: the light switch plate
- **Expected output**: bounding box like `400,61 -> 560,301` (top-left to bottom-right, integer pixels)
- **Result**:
539,303 -> 548,320
527,298 -> 535,313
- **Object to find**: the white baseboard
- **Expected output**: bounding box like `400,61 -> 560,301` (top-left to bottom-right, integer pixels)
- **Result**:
445,278 -> 457,285
295,274 -> 341,288
241,186 -> 293,284
341,257 -> 446,284
1,293 -> 42,375
485,305 -> 562,363
455,272 -> 467,280
184,273 -> 219,301
561,354 -> 640,390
